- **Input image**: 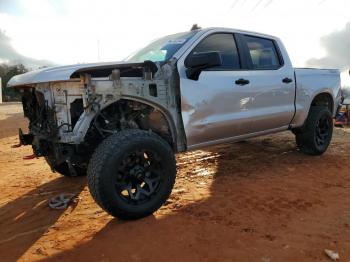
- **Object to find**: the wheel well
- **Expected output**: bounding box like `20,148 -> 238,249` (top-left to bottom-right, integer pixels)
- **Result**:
311,93 -> 333,114
85,99 -> 175,150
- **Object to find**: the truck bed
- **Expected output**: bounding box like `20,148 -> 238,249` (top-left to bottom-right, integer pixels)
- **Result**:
292,68 -> 341,127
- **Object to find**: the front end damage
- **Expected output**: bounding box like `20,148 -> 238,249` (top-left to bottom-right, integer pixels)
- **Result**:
10,60 -> 186,176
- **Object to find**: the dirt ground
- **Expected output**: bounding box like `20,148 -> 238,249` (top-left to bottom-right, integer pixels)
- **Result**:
0,103 -> 350,262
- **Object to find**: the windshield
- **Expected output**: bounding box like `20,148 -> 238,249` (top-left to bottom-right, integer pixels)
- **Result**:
125,31 -> 198,63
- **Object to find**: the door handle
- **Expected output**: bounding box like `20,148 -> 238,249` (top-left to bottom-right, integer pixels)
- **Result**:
282,77 -> 293,84
235,78 -> 250,86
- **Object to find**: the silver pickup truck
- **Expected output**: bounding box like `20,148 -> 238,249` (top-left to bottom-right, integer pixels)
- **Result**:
8,27 -> 341,219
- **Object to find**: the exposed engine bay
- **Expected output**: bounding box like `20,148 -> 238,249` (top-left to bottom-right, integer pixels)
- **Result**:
16,61 -> 185,176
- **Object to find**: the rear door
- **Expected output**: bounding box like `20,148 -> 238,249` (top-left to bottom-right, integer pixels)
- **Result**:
234,34 -> 295,133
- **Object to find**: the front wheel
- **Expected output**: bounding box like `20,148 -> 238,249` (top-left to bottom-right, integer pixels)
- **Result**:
294,106 -> 333,155
87,129 -> 176,220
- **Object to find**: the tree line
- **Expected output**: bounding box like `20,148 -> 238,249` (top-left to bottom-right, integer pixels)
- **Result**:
0,64 -> 28,102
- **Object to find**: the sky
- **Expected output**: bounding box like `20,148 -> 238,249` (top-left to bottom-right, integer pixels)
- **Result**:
0,0 -> 350,85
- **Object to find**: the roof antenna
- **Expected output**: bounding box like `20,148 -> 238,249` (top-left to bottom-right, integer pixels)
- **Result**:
97,38 -> 100,61
190,24 -> 201,31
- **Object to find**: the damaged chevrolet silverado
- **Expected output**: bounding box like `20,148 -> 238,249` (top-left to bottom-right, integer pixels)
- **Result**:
8,28 -> 341,219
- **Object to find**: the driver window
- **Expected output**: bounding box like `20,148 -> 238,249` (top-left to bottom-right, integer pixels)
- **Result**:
188,33 -> 241,70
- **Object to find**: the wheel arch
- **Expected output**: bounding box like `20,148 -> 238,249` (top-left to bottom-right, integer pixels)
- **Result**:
310,92 -> 334,114
91,97 -> 178,150
292,91 -> 335,132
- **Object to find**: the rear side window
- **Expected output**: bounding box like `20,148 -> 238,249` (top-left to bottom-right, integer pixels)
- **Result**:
243,35 -> 282,69
188,33 -> 240,70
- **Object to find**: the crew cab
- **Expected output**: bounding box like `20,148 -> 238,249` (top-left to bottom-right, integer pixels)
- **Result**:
8,27 -> 341,219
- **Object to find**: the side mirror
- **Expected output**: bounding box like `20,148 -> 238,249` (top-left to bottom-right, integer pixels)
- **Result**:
185,51 -> 222,80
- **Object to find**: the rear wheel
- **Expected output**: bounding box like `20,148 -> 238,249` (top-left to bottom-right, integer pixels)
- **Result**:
87,129 -> 176,220
294,106 -> 333,155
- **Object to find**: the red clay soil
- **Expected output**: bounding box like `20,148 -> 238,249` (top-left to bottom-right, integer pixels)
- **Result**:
0,103 -> 350,262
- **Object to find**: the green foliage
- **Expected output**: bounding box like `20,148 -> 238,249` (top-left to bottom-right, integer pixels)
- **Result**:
0,64 -> 28,102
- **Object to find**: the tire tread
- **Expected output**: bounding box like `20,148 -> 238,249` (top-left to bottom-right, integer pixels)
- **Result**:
87,129 -> 176,219
295,106 -> 333,155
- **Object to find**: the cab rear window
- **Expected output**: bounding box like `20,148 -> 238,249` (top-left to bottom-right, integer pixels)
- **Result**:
243,35 -> 282,69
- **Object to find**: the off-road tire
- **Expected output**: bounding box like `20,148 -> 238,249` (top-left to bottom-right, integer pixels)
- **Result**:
295,106 -> 333,155
87,129 -> 176,220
